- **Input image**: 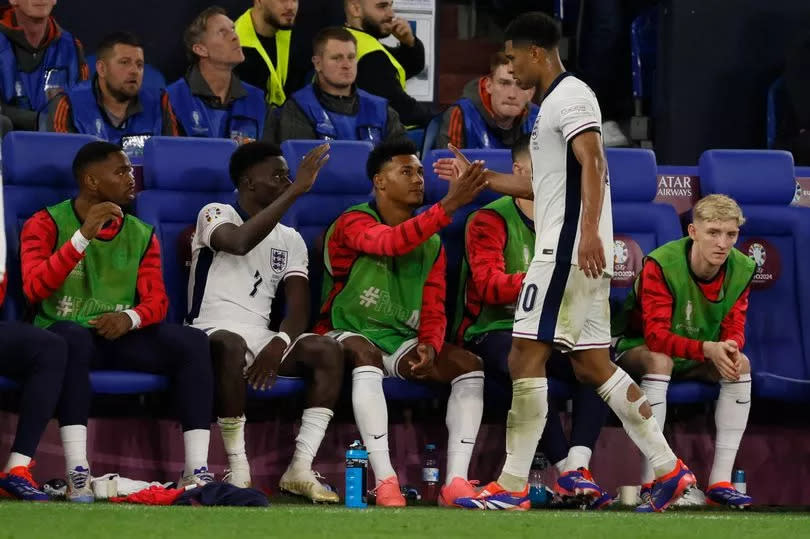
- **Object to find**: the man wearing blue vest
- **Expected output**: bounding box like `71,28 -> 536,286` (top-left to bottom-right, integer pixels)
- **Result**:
45,32 -> 178,159
0,0 -> 87,131
169,7 -> 268,143
344,0 -> 434,127
436,52 -> 537,150
269,26 -> 404,145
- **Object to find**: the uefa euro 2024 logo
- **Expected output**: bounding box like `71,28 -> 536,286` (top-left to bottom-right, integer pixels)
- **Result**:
614,240 -> 629,265
748,243 -> 766,268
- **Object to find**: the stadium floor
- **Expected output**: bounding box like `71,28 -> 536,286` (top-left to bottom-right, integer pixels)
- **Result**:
2,501 -> 809,538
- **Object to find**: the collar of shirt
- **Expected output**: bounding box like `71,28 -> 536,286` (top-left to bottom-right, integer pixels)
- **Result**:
313,82 -> 359,115
186,64 -> 247,108
92,75 -> 144,128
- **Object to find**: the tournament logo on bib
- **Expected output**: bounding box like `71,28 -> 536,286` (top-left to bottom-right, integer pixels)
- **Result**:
271,248 -> 288,274
611,236 -> 643,287
741,238 -> 781,289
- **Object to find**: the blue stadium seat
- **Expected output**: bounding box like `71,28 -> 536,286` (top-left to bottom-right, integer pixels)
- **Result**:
608,149 -> 711,403
699,149 -> 810,402
1,132 -> 97,321
90,371 -> 169,394
766,77 -> 785,150
406,128 -> 425,155
136,136 -> 238,323
85,54 -> 166,90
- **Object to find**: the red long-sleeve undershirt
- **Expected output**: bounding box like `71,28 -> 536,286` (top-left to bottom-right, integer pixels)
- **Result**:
0,274 -> 6,306
316,202 -> 451,353
20,209 -> 168,327
637,260 -> 749,361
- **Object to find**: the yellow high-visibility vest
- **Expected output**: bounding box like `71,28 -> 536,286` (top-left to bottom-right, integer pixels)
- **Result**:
236,9 -> 291,106
345,27 -> 406,90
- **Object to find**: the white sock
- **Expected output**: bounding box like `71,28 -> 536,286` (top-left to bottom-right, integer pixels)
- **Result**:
554,458 -> 567,474
445,371 -> 484,485
183,429 -> 210,477
640,375 -> 670,484
4,452 -> 31,472
498,377 -> 548,492
564,445 -> 592,472
218,416 -> 249,474
60,425 -> 88,473
596,368 -> 677,478
290,407 -> 334,471
709,374 -> 751,486
352,366 -> 396,484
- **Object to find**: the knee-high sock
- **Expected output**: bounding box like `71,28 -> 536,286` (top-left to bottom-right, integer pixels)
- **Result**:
498,377 -> 548,492
445,371 -> 484,485
183,429 -> 210,477
218,416 -> 249,475
290,407 -> 334,471
597,369 -> 677,478
640,375 -> 670,484
352,367 -> 395,484
60,425 -> 88,473
709,374 -> 751,486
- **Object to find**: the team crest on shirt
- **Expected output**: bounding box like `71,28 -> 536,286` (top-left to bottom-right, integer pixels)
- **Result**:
271,248 -> 288,273
203,207 -> 222,222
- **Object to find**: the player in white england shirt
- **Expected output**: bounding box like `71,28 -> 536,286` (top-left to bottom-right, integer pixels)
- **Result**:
436,12 -> 694,512
187,141 -> 343,502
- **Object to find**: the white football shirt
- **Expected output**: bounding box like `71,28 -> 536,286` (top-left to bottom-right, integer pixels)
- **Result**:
187,203 -> 308,327
529,73 -> 613,275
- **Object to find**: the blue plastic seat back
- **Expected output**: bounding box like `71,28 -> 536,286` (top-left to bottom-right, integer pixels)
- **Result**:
699,149 -> 810,401
421,114 -> 443,157
607,149 -> 681,304
1,132 -> 97,320
136,137 -> 238,323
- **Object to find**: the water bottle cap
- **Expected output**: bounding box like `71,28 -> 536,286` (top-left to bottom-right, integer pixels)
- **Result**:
425,443 -> 436,450
732,469 -> 745,482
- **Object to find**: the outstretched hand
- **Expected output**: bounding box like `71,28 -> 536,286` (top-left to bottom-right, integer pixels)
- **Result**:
291,143 -> 330,194
433,143 -> 473,182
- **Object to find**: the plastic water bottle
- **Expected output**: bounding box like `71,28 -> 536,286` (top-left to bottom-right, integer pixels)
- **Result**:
529,452 -> 552,507
732,468 -> 747,494
422,443 -> 440,504
345,440 -> 368,508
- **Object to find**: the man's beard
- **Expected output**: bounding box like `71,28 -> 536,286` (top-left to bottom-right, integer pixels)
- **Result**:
265,12 -> 294,30
104,81 -> 137,103
361,16 -> 391,39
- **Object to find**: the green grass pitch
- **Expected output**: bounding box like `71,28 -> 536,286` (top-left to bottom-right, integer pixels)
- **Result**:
2,502 -> 810,538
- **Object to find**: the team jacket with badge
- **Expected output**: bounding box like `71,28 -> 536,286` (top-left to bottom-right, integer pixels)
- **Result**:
612,237 -> 753,362
437,77 -> 539,150
20,200 -> 167,328
290,84 -> 389,144
0,5 -> 88,119
168,75 -> 266,142
314,201 -> 449,354
186,203 -> 308,328
455,196 -> 535,343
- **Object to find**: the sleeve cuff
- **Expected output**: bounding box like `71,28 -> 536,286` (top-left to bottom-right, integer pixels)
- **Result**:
123,309 -> 141,329
70,230 -> 90,253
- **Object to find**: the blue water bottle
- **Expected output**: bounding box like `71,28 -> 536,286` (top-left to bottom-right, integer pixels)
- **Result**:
345,440 -> 368,508
732,468 -> 747,494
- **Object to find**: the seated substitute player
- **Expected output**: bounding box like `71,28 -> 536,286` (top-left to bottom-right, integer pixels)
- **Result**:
456,135 -> 611,509
0,185 -> 71,502
613,194 -> 755,508
186,141 -> 344,503
435,12 -> 694,512
20,141 -> 214,502
314,138 -> 488,507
